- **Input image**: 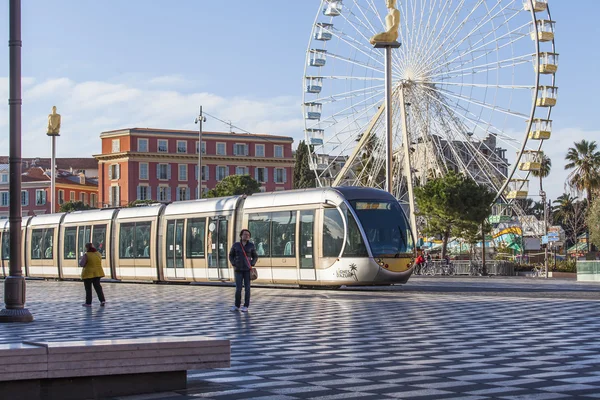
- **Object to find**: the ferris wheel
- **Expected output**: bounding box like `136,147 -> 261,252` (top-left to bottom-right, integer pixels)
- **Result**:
302,0 -> 558,226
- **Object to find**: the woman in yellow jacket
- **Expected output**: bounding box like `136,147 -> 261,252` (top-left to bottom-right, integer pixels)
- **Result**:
79,242 -> 106,307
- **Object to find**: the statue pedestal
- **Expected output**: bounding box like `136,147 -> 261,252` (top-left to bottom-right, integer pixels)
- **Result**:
373,41 -> 401,49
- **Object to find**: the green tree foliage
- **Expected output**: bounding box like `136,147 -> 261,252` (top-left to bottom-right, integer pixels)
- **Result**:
415,171 -> 495,257
59,201 -> 94,213
205,175 -> 261,198
530,151 -> 552,193
588,198 -> 600,249
565,139 -> 600,203
293,141 -> 316,189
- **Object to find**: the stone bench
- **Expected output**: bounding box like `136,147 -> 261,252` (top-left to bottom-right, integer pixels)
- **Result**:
0,336 -> 230,400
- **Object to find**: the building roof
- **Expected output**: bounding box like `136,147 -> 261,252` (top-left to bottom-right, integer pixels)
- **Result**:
0,157 -> 98,171
20,167 -> 98,187
100,127 -> 293,142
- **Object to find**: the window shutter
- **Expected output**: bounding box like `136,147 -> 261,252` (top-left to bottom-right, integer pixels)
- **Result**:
265,168 -> 269,183
116,164 -> 121,179
254,167 -> 258,181
195,165 -> 198,180
116,186 -> 120,206
205,166 -> 209,181
108,187 -> 113,205
108,165 -> 113,180
148,186 -> 152,200
137,186 -> 141,200
233,145 -> 238,156
245,145 -> 249,156
176,189 -> 180,201
156,164 -> 160,179
167,164 -> 172,180
186,188 -> 190,200
283,169 -> 287,183
42,190 -> 47,204
166,188 -> 172,202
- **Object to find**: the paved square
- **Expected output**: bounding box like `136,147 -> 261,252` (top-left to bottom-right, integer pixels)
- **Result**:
1,277 -> 600,399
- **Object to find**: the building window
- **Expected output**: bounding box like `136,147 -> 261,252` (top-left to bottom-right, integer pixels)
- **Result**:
236,166 -> 248,176
157,164 -> 170,180
80,192 -> 87,205
177,141 -> 187,154
58,190 -> 65,205
1,174 -> 8,183
255,144 -> 265,157
108,164 -> 120,180
90,193 -> 97,207
112,139 -> 120,153
137,185 -> 150,201
158,186 -> 171,202
216,143 -> 226,155
196,141 -> 206,155
274,168 -> 287,184
36,189 -> 46,205
70,191 -> 75,202
217,166 -> 228,181
139,163 -> 149,180
275,145 -> 284,158
109,186 -> 120,207
234,144 -> 248,156
255,167 -> 268,183
138,138 -> 148,152
158,139 -> 168,153
179,164 -> 187,181
176,187 -> 190,201
21,190 -> 28,206
0,192 -> 8,207
195,165 -> 209,181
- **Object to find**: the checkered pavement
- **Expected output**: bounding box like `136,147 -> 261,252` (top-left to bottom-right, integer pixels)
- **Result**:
1,277 -> 600,399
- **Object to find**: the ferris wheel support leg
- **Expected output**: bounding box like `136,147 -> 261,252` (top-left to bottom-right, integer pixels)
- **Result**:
399,84 -> 418,242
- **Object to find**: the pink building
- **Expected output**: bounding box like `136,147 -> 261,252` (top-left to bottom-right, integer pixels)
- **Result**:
95,128 -> 295,207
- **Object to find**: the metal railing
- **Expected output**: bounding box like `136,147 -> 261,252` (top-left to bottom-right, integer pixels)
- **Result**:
414,260 -> 516,276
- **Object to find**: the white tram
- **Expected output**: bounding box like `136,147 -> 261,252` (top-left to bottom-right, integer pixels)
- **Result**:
0,187 -> 416,286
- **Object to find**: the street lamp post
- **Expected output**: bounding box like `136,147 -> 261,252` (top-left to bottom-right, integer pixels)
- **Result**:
47,106 -> 61,213
194,106 -> 206,199
0,0 -> 33,323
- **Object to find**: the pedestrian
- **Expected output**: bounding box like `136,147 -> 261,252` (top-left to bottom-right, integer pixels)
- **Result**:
415,251 -> 425,275
80,242 -> 106,307
229,229 -> 258,313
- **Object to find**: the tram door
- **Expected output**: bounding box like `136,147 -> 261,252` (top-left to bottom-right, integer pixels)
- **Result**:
208,217 -> 230,280
299,210 -> 316,281
166,219 -> 185,279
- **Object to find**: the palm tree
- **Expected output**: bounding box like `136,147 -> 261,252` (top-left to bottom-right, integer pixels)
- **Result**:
552,193 -> 575,226
565,140 -> 600,203
531,152 -> 552,193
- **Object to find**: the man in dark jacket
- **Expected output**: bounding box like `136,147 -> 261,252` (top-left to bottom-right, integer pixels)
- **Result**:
229,229 -> 258,312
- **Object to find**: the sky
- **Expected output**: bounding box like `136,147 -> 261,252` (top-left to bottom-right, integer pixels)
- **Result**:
0,0 -> 598,203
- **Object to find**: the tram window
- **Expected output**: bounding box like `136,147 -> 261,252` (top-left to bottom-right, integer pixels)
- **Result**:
92,225 -> 107,258
64,227 -> 77,259
42,228 -> 54,259
248,213 -> 271,257
271,211 -> 296,257
135,222 -> 151,258
322,208 -> 343,257
186,218 -> 205,258
120,223 -> 136,258
77,225 -> 92,257
31,229 -> 43,259
1,231 -> 9,260
343,209 -> 368,257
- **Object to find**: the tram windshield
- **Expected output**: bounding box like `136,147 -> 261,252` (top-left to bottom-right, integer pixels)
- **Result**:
349,200 -> 414,257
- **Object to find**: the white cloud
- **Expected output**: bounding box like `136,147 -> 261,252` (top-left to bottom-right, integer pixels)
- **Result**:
0,77 -> 304,161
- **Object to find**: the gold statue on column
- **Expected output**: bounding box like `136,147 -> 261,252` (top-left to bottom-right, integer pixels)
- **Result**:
370,0 -> 401,45
47,106 -> 61,136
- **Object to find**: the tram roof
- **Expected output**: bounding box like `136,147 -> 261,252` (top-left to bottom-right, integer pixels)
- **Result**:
115,203 -> 165,219
163,196 -> 241,216
1,216 -> 31,230
243,187 -> 369,209
333,186 -> 397,201
62,209 -> 118,224
29,213 -> 66,227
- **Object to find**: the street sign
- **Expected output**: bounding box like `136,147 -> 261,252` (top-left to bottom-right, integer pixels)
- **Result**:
547,232 -> 559,238
548,236 -> 560,242
542,235 -> 549,244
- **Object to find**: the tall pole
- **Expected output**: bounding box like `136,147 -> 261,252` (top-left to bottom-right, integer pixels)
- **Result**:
195,106 -> 205,200
51,136 -> 56,213
0,0 -> 33,322
399,85 -> 418,242
383,46 -> 394,194
542,191 -> 548,278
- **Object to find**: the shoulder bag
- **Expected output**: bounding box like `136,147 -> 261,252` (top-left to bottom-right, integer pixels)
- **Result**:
240,243 -> 258,281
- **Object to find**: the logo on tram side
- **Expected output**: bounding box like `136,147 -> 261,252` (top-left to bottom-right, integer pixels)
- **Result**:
336,263 -> 358,281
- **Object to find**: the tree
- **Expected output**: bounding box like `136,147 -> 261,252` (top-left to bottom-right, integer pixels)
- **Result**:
415,171 -> 496,257
565,140 -> 600,203
589,198 -> 600,249
531,151 -> 552,194
552,193 -> 575,226
293,141 -> 316,189
205,175 -> 261,198
59,201 -> 94,213
562,198 -> 588,257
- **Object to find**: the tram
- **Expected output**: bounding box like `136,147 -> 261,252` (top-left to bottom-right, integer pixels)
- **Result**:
0,187 -> 416,286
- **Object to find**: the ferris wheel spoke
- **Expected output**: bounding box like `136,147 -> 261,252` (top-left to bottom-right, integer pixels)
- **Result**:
312,94 -> 383,136
326,51 -> 387,76
426,53 -> 534,81
424,84 -> 530,120
310,84 -> 386,105
416,0 -> 463,62
422,5 -> 526,77
425,81 -> 535,90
